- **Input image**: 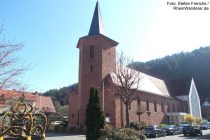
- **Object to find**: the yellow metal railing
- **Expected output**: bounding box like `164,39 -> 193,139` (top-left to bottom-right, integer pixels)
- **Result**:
0,101 -> 47,140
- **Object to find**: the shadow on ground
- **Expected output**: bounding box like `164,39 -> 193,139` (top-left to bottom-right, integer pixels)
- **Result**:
46,132 -> 85,138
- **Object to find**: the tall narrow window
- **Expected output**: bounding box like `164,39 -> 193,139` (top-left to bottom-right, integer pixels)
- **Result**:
146,100 -> 149,111
154,101 -> 157,112
167,103 -> 170,112
90,45 -> 94,58
161,102 -> 164,112
91,65 -> 93,72
178,105 -> 181,112
136,96 -> 141,111
173,104 -> 175,112
137,96 -> 140,106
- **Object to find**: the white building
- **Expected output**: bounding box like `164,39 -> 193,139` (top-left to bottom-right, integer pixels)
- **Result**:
166,78 -> 202,123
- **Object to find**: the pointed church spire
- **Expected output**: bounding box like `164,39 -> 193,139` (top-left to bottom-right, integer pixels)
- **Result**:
88,1 -> 106,36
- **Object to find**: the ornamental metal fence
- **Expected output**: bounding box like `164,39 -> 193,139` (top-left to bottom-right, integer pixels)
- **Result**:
0,101 -> 47,140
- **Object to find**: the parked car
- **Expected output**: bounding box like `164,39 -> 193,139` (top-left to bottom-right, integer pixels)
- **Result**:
144,125 -> 166,138
163,125 -> 182,135
50,121 -> 63,125
178,124 -> 189,133
200,124 -> 208,130
183,125 -> 202,136
206,122 -> 210,129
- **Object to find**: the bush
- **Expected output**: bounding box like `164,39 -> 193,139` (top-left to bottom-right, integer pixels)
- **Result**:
184,114 -> 195,124
130,122 -> 146,130
194,117 -> 202,125
104,123 -> 112,129
99,128 -> 147,140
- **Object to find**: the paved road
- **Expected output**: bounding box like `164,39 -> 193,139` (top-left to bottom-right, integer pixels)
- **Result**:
148,129 -> 210,140
46,129 -> 210,140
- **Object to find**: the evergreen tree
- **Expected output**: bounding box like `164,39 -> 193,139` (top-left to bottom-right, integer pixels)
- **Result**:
86,87 -> 105,140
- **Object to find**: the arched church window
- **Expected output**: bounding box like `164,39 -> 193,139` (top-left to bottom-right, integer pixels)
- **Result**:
91,65 -> 93,72
146,100 -> 149,111
137,96 -> 140,106
154,101 -> 157,112
173,104 -> 175,112
161,102 -> 164,112
136,96 -> 141,111
167,103 -> 170,112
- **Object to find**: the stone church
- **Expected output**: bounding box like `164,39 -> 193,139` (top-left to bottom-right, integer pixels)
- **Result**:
69,2 -> 202,127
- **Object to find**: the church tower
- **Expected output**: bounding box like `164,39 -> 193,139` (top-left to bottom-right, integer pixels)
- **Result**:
76,2 -> 118,126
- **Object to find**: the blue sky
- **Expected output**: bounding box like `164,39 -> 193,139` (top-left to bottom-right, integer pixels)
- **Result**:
0,0 -> 210,92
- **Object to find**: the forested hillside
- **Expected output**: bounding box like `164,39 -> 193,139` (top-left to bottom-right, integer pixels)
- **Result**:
131,46 -> 210,101
42,84 -> 77,110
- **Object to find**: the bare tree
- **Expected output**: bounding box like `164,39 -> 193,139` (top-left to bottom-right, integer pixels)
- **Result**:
0,24 -> 27,90
111,51 -> 143,127
136,96 -> 146,122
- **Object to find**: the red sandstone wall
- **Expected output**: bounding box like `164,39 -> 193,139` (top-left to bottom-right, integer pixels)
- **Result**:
106,84 -> 186,127
77,35 -> 117,126
103,86 -> 117,127
128,91 -> 184,125
69,91 -> 79,126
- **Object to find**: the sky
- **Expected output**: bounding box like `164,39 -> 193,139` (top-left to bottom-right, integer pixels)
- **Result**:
0,0 -> 210,92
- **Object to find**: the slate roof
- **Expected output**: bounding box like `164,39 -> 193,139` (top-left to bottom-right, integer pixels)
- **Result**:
109,67 -> 197,98
165,78 -> 192,96
88,1 -> 106,36
109,66 -> 171,97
